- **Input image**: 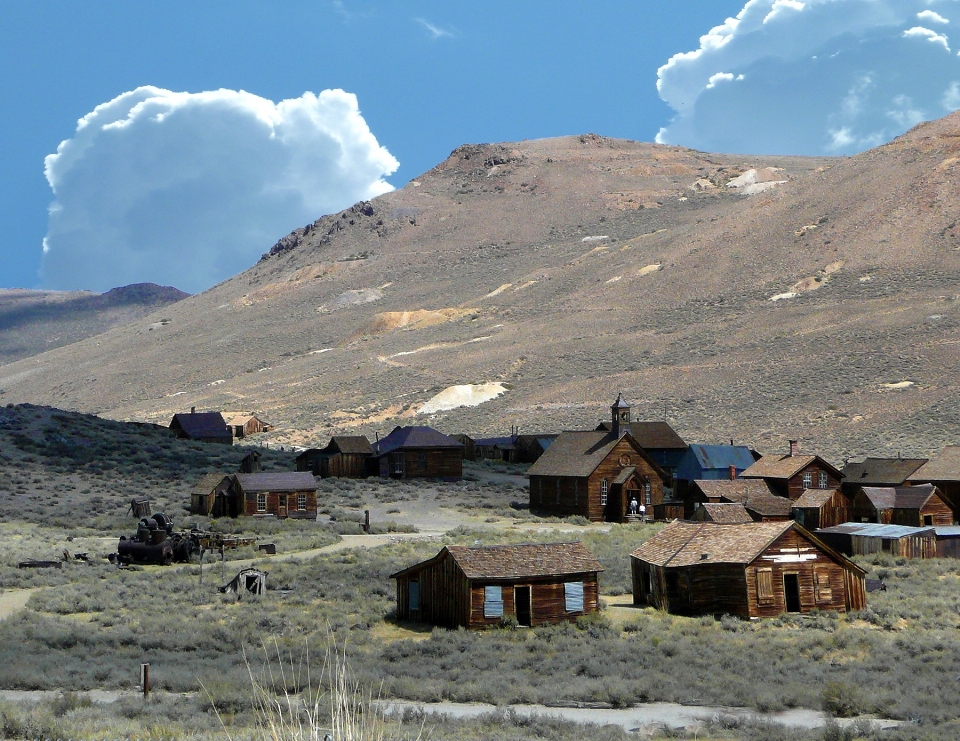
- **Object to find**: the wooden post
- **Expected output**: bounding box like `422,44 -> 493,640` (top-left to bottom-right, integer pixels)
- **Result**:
140,663 -> 150,699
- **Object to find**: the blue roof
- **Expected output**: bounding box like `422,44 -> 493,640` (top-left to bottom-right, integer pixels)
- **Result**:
676,445 -> 756,480
934,526 -> 960,537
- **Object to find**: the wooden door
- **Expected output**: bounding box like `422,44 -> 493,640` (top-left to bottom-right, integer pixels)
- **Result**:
278,494 -> 287,518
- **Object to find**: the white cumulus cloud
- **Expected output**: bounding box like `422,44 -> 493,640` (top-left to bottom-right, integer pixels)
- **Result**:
656,0 -> 960,155
40,86 -> 399,293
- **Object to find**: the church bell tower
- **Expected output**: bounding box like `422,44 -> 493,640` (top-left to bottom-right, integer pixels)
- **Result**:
611,393 -> 631,438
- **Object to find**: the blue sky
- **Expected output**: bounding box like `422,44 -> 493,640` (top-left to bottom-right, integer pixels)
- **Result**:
2,1 -> 959,293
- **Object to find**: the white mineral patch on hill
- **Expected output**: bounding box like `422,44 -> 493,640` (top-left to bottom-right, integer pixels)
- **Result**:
318,287 -> 383,313
727,168 -> 788,195
637,263 -> 662,277
582,235 -> 609,243
881,381 -> 915,390
418,383 -> 508,414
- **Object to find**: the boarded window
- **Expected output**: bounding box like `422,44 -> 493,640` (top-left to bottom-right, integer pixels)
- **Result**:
814,570 -> 832,604
257,493 -> 266,512
564,581 -> 584,613
484,586 -> 503,618
409,581 -> 420,611
756,568 -> 774,604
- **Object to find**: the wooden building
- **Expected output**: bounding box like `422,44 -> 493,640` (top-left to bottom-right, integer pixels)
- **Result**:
193,472 -> 318,519
675,445 -> 757,484
528,397 -> 666,522
935,526 -> 960,558
391,542 -> 603,629
851,484 -> 954,526
514,434 -> 557,464
791,488 -> 849,530
474,435 -> 518,462
224,413 -> 273,439
687,479 -> 793,522
372,426 -> 462,480
840,456 -> 928,497
908,446 -> 960,517
631,521 -> 866,617
815,523 -> 937,559
693,502 -> 753,524
451,434 -> 477,461
596,407 -> 687,487
169,409 -> 232,445
296,436 -> 373,478
740,441 -> 842,500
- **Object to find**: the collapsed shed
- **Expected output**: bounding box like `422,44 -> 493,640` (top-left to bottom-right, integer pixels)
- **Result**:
815,523 -> 938,559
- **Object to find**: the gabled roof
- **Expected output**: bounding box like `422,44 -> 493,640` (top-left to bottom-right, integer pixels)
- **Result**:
224,414 -> 266,427
692,479 -> 793,517
595,421 -> 687,450
817,523 -> 936,539
613,466 -> 637,485
170,412 -> 230,439
233,472 -> 318,492
372,426 -> 462,455
631,520 -> 793,567
390,542 -> 604,580
841,457 -> 928,486
527,431 -> 665,479
859,483 -> 939,511
793,489 -> 840,508
909,446 -> 960,483
741,453 -> 843,481
677,445 -> 756,479
474,435 -> 517,447
697,502 -> 753,524
325,436 -> 373,455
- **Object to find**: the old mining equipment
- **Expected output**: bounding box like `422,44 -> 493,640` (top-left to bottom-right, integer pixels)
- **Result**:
115,514 -> 200,565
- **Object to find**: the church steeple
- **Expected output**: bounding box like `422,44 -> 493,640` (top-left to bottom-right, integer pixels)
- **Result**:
611,393 -> 631,438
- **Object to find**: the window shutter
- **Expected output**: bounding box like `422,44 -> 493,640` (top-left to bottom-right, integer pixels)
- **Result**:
484,586 -> 503,618
564,581 -> 584,613
756,568 -> 774,604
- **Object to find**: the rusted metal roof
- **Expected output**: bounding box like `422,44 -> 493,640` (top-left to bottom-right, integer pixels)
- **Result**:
372,426 -> 462,455
234,472 -> 318,492
693,479 -> 793,517
631,520 -> 793,567
860,483 -> 938,511
391,541 -> 604,580
698,502 -> 753,524
596,421 -> 687,450
909,446 -> 960,482
842,457 -> 928,486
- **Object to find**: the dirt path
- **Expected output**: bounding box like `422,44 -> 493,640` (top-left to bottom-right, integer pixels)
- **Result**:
0,588 -> 38,621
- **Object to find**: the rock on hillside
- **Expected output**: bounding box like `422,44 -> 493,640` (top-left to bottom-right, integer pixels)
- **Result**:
4,119 -> 960,462
0,283 -> 189,365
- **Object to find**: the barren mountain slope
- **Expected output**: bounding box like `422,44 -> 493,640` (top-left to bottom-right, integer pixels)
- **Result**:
0,283 -> 189,365
3,121 -> 960,461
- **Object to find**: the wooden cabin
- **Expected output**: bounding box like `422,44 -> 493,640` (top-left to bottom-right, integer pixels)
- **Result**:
841,456 -> 928,497
193,472 -> 318,519
296,436 -> 373,478
693,502 -> 753,524
474,435 -> 518,462
391,542 -> 603,629
169,409 -> 232,445
631,521 -> 866,618
528,397 -> 666,522
687,479 -> 793,522
852,484 -> 954,526
815,523 -> 937,559
224,413 -> 273,439
908,447 -> 960,517
740,441 -> 842,500
372,426 -> 462,480
596,401 -> 687,489
791,488 -> 849,530
934,526 -> 960,558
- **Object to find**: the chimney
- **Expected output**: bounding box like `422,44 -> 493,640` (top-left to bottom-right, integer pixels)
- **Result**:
729,465 -> 737,481
789,440 -> 799,457
191,406 -> 196,414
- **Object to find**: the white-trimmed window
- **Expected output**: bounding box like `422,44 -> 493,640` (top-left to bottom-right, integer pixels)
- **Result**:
298,493 -> 307,511
802,471 -> 813,489
644,482 -> 652,505
818,471 -> 828,489
256,493 -> 266,513
600,479 -> 609,505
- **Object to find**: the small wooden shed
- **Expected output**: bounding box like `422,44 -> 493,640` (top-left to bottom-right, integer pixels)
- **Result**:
631,520 -> 866,618
224,414 -> 273,439
296,436 -> 373,478
391,542 -> 603,629
852,484 -> 954,526
791,488 -> 849,530
934,526 -> 960,558
815,523 -> 937,559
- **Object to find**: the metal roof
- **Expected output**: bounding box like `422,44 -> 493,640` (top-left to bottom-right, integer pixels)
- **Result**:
934,526 -> 960,537
816,523 -> 935,538
676,445 -> 756,479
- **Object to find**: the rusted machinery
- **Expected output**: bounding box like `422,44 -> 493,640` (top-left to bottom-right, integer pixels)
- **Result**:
114,514 -> 200,565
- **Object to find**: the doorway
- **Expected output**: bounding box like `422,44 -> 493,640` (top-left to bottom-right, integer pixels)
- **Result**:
278,494 -> 287,518
783,573 -> 801,613
515,586 -> 532,627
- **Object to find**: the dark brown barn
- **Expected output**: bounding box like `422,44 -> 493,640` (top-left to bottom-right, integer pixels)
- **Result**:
631,521 -> 866,618
852,484 -> 954,526
193,472 -> 318,519
908,447 -> 960,517
296,436 -> 373,478
169,409 -> 232,445
840,456 -> 928,497
740,441 -> 842,500
391,542 -> 603,629
372,426 -> 462,480
688,479 -> 793,522
815,523 -> 937,559
224,414 -> 273,439
791,488 -> 849,530
693,502 -> 753,524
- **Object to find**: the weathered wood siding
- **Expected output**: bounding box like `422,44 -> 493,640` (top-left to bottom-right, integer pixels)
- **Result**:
852,490 -> 953,526
587,438 -> 664,522
242,490 -> 317,519
784,464 -> 841,500
395,553 -> 470,628
384,449 -> 462,480
528,476 -> 590,519
321,453 -> 371,478
793,491 -> 849,530
468,574 -> 600,628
